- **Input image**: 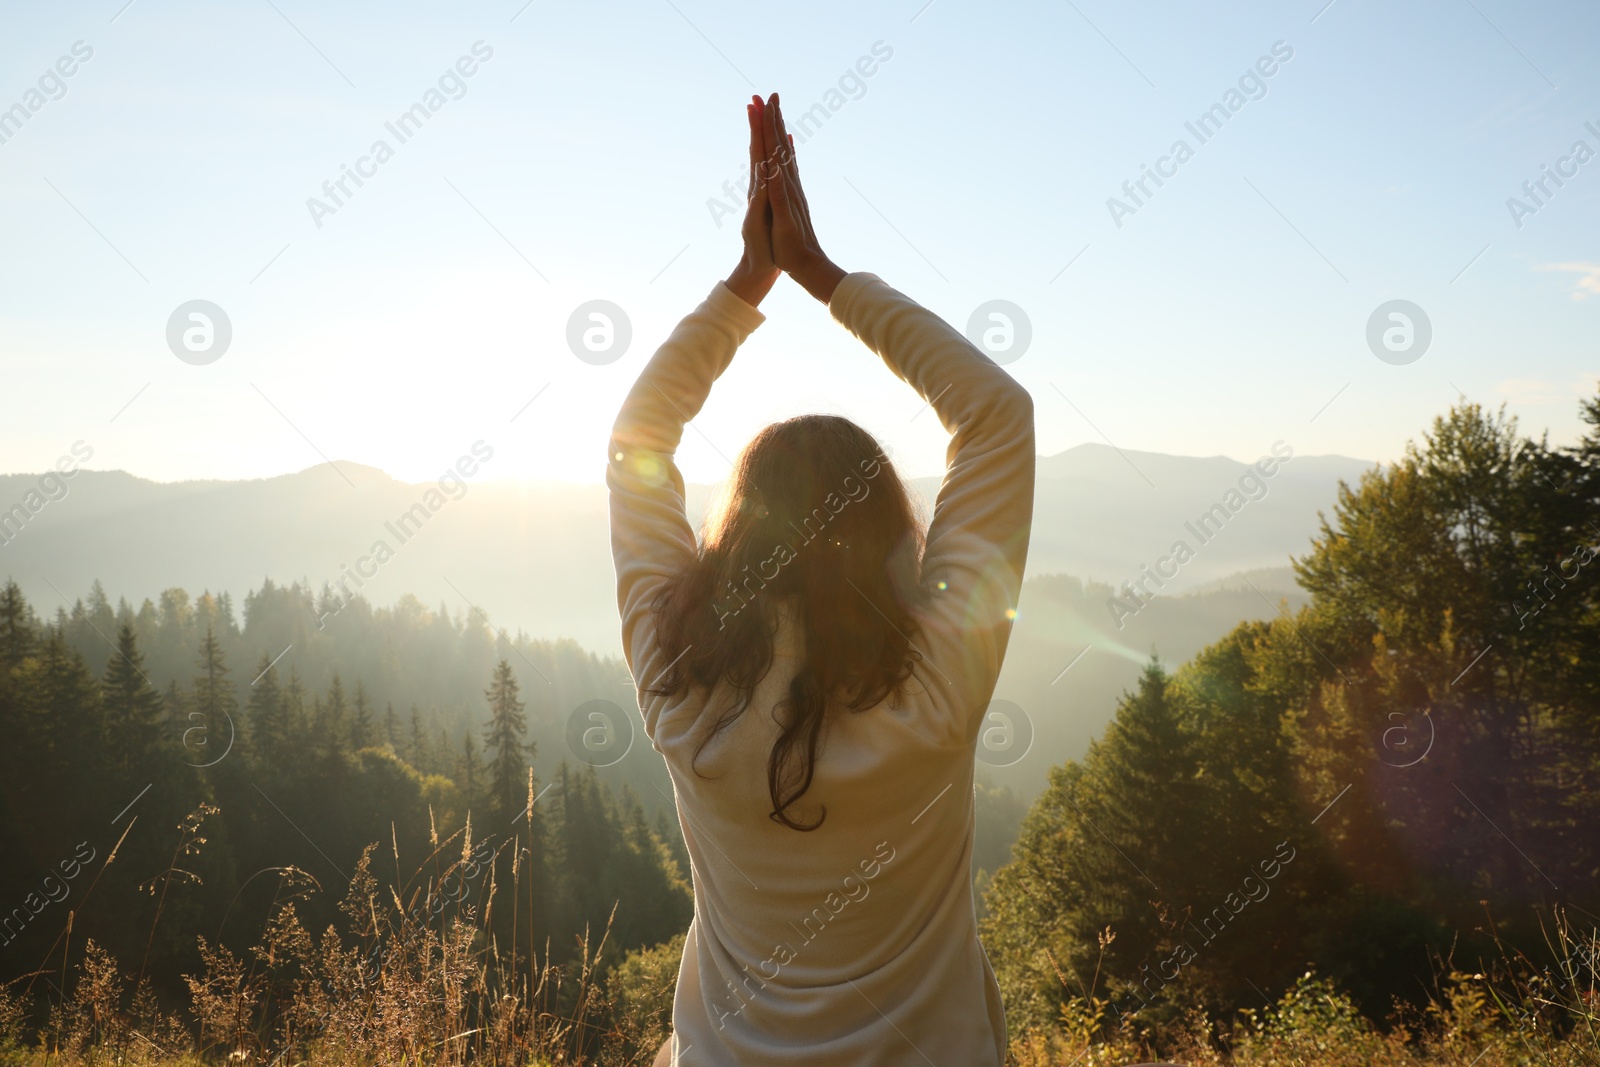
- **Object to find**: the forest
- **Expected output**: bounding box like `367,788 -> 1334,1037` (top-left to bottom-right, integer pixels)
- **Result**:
985,398 -> 1600,1063
0,575 -> 697,1061
1,395 -> 1598,1065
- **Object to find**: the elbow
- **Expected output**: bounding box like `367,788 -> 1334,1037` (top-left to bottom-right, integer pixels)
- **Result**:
1006,383 -> 1034,424
992,382 -> 1034,440
609,399 -> 645,461
958,376 -> 1033,439
605,427 -> 624,473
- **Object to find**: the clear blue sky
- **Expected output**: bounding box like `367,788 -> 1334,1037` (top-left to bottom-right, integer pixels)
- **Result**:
2,0 -> 1596,487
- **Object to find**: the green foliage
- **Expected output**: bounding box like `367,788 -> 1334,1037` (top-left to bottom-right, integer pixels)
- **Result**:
0,586 -> 691,1052
1233,973 -> 1395,1066
601,933 -> 686,1064
7,391 -> 1600,1063
985,396 -> 1600,1043
484,659 -> 530,820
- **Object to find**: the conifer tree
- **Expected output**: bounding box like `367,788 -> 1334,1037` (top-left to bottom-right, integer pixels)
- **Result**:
458,732 -> 484,817
0,581 -> 37,672
188,627 -> 237,767
317,674 -> 348,758
351,681 -> 374,750
483,661 -> 530,820
281,669 -> 309,762
246,653 -> 287,766
28,633 -> 103,799
408,705 -> 426,768
0,582 -> 37,794
434,725 -> 450,776
979,660 -> 1208,1025
101,624 -> 166,781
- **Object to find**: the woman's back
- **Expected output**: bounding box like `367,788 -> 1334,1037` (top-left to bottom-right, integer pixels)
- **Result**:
652,598 -> 1004,1059
608,93 -> 1033,1065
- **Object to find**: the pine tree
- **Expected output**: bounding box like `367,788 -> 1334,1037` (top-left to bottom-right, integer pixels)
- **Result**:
1087,661 -> 1207,916
551,764 -> 604,944
434,725 -> 450,776
0,580 -> 35,672
28,633 -> 103,795
217,591 -> 238,636
246,652 -> 287,766
281,669 -> 309,763
408,705 -> 426,769
483,660 -> 530,819
0,582 -> 38,762
351,681 -> 373,750
165,679 -> 185,733
383,702 -> 399,750
101,624 -> 166,781
979,660 -> 1207,1026
317,674 -> 348,758
84,580 -> 115,636
609,788 -> 692,949
458,732 -> 484,817
188,627 -> 237,767
655,806 -> 689,878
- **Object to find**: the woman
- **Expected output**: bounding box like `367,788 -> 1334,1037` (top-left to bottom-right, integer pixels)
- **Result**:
608,93 -> 1034,1066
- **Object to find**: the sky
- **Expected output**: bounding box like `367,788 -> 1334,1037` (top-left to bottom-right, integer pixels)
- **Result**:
1,0 -> 1597,489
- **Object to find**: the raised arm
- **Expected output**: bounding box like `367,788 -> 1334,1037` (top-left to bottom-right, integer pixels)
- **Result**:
607,98 -> 781,726
829,274 -> 1035,742
763,94 -> 1036,742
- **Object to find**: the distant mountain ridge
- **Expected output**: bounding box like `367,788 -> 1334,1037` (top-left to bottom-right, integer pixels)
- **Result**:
1,445 -> 1372,794
0,443 -> 1375,657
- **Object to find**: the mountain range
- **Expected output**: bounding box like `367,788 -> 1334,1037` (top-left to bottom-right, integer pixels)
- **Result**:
0,443 -> 1378,793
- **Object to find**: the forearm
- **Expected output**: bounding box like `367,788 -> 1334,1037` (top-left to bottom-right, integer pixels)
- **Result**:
612,282 -> 765,456
793,255 -> 848,305
828,272 -> 1033,438
727,252 -> 843,307
724,258 -> 778,309
828,270 -> 1035,731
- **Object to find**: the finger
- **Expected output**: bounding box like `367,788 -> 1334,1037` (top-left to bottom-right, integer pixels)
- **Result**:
752,188 -> 777,267
773,109 -> 806,210
754,183 -> 775,253
768,154 -> 790,209
785,132 -> 806,201
780,131 -> 814,230
781,168 -> 809,236
774,98 -> 799,180
762,92 -> 782,186
743,168 -> 768,227
755,96 -> 771,193
747,100 -> 761,197
744,179 -> 767,242
772,95 -> 790,157
764,99 -> 791,209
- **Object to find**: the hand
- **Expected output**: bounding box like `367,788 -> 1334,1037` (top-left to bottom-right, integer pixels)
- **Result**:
761,93 -> 846,304
724,96 -> 781,308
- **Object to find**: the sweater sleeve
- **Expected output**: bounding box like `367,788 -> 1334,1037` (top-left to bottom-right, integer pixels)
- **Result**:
606,280 -> 766,739
827,272 -> 1035,746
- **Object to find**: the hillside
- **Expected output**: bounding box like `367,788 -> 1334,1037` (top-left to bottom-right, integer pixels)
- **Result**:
1,444 -> 1365,796
0,443 -> 1371,657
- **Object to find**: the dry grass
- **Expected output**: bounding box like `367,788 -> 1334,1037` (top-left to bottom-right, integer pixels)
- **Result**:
0,804 -> 665,1067
1008,911 -> 1598,1067
1,806 -> 1592,1066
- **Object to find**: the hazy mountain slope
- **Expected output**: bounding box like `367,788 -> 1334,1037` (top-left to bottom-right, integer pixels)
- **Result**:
0,443 -> 1371,657
984,570 -> 1309,797
1,445 -> 1367,796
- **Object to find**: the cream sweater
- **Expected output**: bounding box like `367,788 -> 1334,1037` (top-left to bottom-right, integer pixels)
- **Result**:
607,272 -> 1035,1066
